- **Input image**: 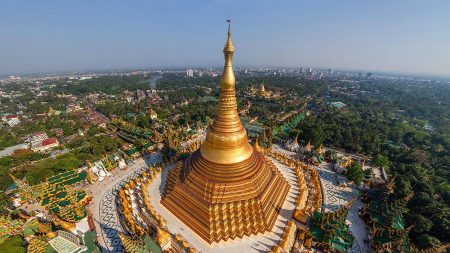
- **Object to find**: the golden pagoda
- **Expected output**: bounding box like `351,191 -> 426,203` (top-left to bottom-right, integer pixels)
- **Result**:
304,139 -> 312,152
161,21 -> 290,243
259,82 -> 267,97
47,107 -> 60,116
149,108 -> 157,119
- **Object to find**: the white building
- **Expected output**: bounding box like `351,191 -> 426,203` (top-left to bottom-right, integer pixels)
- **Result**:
31,137 -> 59,152
186,69 -> 194,77
2,115 -> 20,127
7,117 -> 20,127
28,132 -> 49,146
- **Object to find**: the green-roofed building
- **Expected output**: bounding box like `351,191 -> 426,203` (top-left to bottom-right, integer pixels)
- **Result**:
46,171 -> 86,186
272,111 -> 305,139
305,201 -> 354,253
360,192 -> 417,253
240,116 -> 266,138
40,171 -> 89,222
112,118 -> 155,155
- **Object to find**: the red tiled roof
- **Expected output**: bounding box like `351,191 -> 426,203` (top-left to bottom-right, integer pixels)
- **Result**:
6,115 -> 18,119
42,137 -> 58,146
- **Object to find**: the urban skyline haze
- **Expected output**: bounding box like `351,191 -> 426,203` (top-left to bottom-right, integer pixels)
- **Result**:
1,0 -> 449,76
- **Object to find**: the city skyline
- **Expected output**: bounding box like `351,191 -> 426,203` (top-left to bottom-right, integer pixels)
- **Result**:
1,0 -> 450,77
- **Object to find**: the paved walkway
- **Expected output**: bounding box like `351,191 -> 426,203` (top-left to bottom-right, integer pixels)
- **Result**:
147,158 -> 299,253
0,143 -> 28,157
316,162 -> 369,253
87,154 -> 161,252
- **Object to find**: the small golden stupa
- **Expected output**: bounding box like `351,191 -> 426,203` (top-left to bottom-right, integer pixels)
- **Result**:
259,82 -> 268,97
155,228 -> 172,248
161,21 -> 290,243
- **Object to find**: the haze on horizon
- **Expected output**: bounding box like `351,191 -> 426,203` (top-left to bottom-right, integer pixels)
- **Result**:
1,0 -> 449,77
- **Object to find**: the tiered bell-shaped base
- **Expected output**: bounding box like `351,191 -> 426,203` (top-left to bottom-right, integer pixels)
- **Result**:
161,148 -> 290,244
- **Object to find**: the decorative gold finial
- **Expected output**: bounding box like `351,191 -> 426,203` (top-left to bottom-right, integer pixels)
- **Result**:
293,133 -> 299,144
254,138 -> 262,152
223,18 -> 234,55
200,19 -> 253,164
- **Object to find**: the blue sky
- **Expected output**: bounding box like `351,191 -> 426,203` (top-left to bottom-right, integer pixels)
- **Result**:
1,0 -> 449,76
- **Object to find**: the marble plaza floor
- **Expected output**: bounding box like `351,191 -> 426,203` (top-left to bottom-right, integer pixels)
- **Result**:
147,158 -> 299,253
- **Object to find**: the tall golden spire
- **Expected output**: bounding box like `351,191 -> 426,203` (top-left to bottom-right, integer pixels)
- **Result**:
200,20 -> 253,164
161,21 -> 290,244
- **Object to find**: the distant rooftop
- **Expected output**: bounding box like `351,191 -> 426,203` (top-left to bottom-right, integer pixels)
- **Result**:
330,101 -> 346,109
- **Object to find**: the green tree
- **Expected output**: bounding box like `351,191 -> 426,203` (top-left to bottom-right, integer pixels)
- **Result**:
373,154 -> 390,168
0,235 -> 25,253
0,168 -> 14,191
0,156 -> 14,170
0,192 -> 12,215
415,234 -> 441,249
345,161 -> 365,185
407,214 -> 433,236
0,130 -> 17,150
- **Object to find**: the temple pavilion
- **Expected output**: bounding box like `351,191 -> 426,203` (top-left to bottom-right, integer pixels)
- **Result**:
360,190 -> 417,253
11,170 -> 90,226
111,118 -> 154,156
285,133 -> 301,152
40,171 -> 90,224
303,200 -> 354,253
272,111 -> 305,140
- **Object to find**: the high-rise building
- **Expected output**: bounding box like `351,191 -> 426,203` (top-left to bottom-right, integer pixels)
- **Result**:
161,24 -> 290,244
186,69 -> 194,77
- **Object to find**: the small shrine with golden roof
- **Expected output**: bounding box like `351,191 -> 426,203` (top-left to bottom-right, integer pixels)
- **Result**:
285,133 -> 301,152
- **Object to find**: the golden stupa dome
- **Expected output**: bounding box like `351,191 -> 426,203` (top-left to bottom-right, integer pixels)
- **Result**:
174,234 -> 182,242
181,240 -> 190,249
